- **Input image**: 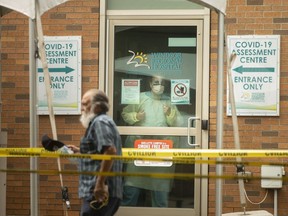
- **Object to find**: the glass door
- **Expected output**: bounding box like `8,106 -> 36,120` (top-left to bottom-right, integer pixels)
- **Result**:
107,19 -> 204,216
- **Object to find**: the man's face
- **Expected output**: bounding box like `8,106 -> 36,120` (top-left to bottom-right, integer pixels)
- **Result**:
80,92 -> 95,128
81,93 -> 92,115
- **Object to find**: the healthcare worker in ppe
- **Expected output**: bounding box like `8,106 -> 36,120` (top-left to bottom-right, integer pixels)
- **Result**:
121,76 -> 183,207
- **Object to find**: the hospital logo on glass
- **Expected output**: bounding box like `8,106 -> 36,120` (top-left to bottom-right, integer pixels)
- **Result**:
127,50 -> 150,69
126,50 -> 183,72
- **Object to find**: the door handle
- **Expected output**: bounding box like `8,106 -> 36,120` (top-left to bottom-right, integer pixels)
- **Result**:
187,117 -> 200,146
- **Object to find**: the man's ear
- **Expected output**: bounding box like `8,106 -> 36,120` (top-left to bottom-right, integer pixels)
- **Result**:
93,103 -> 102,113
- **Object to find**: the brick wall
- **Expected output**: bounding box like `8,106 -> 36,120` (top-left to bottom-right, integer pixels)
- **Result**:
2,0 -> 288,215
1,0 -> 99,215
209,0 -> 288,215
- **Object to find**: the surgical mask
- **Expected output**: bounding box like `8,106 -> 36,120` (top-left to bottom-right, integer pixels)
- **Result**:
152,84 -> 164,95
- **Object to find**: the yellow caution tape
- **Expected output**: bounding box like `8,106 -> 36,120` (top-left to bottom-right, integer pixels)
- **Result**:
1,147 -> 288,158
0,148 -> 287,168
0,168 -> 287,181
1,148 -> 288,180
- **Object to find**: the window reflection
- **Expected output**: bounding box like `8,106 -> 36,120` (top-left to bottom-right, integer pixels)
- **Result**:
112,25 -> 198,209
113,26 -> 197,127
121,135 -> 195,208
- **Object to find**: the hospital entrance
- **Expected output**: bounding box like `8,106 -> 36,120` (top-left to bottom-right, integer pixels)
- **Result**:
102,14 -> 210,216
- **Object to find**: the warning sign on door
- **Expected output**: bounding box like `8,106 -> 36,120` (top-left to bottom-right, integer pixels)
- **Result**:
134,139 -> 173,167
171,79 -> 190,104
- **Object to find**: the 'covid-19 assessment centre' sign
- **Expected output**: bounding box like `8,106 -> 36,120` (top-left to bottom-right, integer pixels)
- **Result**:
227,35 -> 280,116
37,36 -> 82,115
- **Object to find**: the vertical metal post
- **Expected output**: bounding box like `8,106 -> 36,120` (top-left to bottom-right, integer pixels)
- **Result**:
0,26 -> 6,209
29,18 -> 39,216
99,0 -> 107,91
0,132 -> 7,216
0,10 -> 2,131
274,189 -> 278,216
215,12 -> 225,216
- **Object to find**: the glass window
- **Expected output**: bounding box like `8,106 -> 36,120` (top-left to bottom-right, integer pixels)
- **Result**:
113,26 -> 197,128
120,135 -> 195,208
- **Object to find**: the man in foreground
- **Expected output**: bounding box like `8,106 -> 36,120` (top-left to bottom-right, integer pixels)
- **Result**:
68,89 -> 123,216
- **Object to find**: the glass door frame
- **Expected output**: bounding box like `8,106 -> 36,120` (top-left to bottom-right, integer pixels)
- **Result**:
108,19 -> 203,136
99,9 -> 210,216
107,19 -> 203,215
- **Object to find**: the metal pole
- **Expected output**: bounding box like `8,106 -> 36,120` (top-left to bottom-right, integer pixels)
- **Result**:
29,18 -> 39,216
227,53 -> 247,212
215,12 -> 225,216
0,15 -> 6,211
274,189 -> 278,216
0,12 -> 2,131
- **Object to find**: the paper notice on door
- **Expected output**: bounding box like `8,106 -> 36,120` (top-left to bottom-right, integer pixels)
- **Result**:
134,139 -> 173,167
121,79 -> 140,104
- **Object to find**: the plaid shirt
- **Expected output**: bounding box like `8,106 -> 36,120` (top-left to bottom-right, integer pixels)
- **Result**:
78,113 -> 123,199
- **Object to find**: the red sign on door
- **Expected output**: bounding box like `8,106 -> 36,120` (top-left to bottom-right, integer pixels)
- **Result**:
134,139 -> 173,149
134,139 -> 173,167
